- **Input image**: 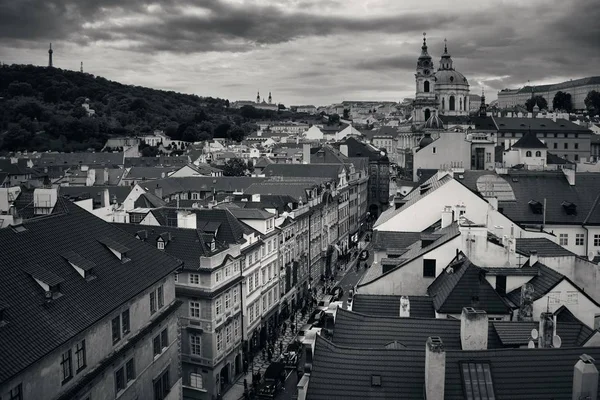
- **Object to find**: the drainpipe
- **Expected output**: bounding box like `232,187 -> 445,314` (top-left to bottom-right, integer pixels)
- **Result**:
584,224 -> 590,259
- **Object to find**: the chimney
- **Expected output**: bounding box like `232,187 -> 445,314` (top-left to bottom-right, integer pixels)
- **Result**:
340,144 -> 349,157
573,355 -> 599,400
529,250 -> 538,266
303,143 -> 311,164
538,312 -> 554,348
563,168 -> 576,186
517,283 -> 534,321
154,184 -> 163,199
441,206 -> 453,228
425,337 -> 445,400
101,188 -> 110,208
399,295 -> 410,317
177,210 -> 197,229
460,308 -> 488,350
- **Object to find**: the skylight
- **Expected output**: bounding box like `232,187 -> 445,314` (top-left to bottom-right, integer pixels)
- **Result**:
371,375 -> 382,387
461,362 -> 496,400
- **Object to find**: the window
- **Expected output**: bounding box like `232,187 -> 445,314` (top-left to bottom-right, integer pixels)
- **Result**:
189,274 -> 200,284
75,340 -> 86,372
174,273 -> 178,282
233,287 -> 238,304
122,309 -> 130,335
535,151 -> 542,157
559,233 -> 568,246
553,143 -> 558,149
249,304 -> 255,322
595,234 -> 600,247
191,192 -> 199,200
61,349 -> 73,383
248,275 -> 254,292
486,152 -> 491,162
157,241 -> 165,250
564,143 -> 568,149
423,259 -> 436,277
154,368 -> 171,400
150,291 -> 157,315
576,233 -> 585,246
525,151 -> 532,157
190,372 -> 204,389
225,265 -> 231,277
112,315 -> 121,343
115,365 -> 126,393
268,291 -> 272,306
190,334 -> 202,355
262,295 -> 267,311
225,291 -> 231,309
153,329 -> 168,357
461,362 -> 495,400
217,330 -> 223,352
254,273 -> 259,288
549,292 -> 561,305
575,154 -> 579,161
424,80 -> 430,92
575,143 -> 579,149
262,269 -> 266,284
566,291 -> 579,305
216,297 -> 222,315
190,301 -> 201,318
9,384 -> 22,400
234,318 -> 240,337
226,325 -> 232,344
215,271 -> 221,283
158,285 -> 164,308
432,147 -> 436,154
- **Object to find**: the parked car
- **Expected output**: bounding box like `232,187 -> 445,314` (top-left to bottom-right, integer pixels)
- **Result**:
257,362 -> 287,399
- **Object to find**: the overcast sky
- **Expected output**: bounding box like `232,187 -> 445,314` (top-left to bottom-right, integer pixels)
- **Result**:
0,0 -> 598,106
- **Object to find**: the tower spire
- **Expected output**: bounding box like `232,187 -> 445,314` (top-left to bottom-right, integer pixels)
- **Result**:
479,86 -> 487,117
80,61 -> 83,73
256,91 -> 260,103
444,38 -> 448,54
48,43 -> 53,68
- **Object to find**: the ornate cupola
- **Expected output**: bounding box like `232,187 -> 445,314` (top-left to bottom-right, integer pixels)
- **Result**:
417,32 -> 433,73
439,38 -> 453,70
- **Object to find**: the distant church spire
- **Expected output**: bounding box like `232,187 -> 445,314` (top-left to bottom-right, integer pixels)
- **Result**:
479,87 -> 487,117
80,61 -> 83,73
268,92 -> 272,104
439,38 -> 453,70
48,43 -> 53,68
256,91 -> 260,103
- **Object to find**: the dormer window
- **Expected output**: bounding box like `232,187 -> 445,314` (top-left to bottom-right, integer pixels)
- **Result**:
562,201 -> 577,216
157,240 -> 165,250
528,200 -> 543,214
210,238 -> 216,251
22,263 -> 64,300
98,237 -> 130,262
62,251 -> 96,280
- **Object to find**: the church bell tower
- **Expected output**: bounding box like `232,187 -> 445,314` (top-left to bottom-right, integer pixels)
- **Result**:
48,43 -> 53,68
412,33 -> 437,124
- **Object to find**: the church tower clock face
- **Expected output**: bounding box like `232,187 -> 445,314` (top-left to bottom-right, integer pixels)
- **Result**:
424,69 -> 430,75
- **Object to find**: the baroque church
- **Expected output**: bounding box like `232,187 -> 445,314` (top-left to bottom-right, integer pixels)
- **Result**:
413,33 -> 470,124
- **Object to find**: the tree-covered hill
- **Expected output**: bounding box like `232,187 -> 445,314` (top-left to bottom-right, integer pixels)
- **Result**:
0,64 -> 292,152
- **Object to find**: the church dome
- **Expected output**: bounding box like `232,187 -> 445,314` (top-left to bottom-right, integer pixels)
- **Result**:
423,111 -> 445,130
419,133 -> 434,149
435,69 -> 469,86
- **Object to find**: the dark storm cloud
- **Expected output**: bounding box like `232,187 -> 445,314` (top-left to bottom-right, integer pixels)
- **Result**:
354,55 -> 417,71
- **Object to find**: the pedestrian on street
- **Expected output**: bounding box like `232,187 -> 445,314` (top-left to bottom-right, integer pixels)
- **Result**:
262,347 -> 266,360
244,378 -> 248,391
279,340 -> 283,355
243,360 -> 248,375
267,348 -> 272,362
282,321 -> 287,335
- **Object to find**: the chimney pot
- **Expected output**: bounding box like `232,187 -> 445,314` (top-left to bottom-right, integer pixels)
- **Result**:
425,337 -> 445,400
573,354 -> 599,400
460,307 -> 488,350
399,295 -> 410,317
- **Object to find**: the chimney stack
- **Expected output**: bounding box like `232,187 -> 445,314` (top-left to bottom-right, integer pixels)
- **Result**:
460,307 -> 488,350
573,354 -> 599,400
441,206 -> 453,228
425,337 -> 445,400
303,143 -> 311,164
154,184 -> 163,199
340,144 -> 349,157
399,295 -> 410,317
538,312 -> 554,348
529,250 -> 538,266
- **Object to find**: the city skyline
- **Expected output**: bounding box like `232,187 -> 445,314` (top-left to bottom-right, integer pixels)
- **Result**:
0,0 -> 598,106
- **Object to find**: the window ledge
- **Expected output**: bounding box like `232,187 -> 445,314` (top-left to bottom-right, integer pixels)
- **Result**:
183,385 -> 207,393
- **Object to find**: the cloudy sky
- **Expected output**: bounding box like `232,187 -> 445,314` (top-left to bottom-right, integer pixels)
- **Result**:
0,0 -> 598,106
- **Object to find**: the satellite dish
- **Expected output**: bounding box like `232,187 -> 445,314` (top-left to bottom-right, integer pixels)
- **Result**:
553,335 -> 562,348
528,340 -> 535,349
531,329 -> 539,340
589,251 -> 595,262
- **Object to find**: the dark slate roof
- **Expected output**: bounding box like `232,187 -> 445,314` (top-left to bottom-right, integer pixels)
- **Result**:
482,266 -> 540,276
245,181 -> 320,202
262,163 -> 344,180
506,262 -> 565,305
494,117 -> 592,132
511,131 -> 547,149
59,185 -> 133,205
124,166 -> 179,180
134,192 -> 167,209
338,137 -> 388,161
225,207 -> 275,220
427,255 -> 511,315
307,336 -> 425,400
124,156 -> 190,167
516,237 -> 575,257
351,294 -> 435,318
254,156 -> 274,168
547,152 -> 574,165
440,115 -> 497,130
461,171 -> 600,225
114,224 -> 223,269
0,159 -> 29,176
231,194 -> 297,214
308,336 -> 600,400
138,176 -> 268,198
149,207 -> 248,244
36,152 -> 125,167
0,202 -> 182,383
371,231 -> 421,251
13,189 -> 66,220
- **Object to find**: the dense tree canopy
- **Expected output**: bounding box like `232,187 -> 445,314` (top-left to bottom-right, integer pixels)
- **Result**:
221,158 -> 248,176
525,95 -> 548,112
585,91 -> 600,117
0,65 -> 306,153
552,91 -> 573,112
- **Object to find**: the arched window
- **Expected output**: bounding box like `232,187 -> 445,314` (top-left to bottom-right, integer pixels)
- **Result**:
526,151 -> 532,157
465,96 -> 468,110
535,151 -> 542,157
424,81 -> 430,93
442,98 -> 445,110
459,97 -> 463,110
449,96 -> 455,111
424,109 -> 431,120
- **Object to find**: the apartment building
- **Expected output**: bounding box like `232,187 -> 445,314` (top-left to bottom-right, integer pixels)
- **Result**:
0,199 -> 182,400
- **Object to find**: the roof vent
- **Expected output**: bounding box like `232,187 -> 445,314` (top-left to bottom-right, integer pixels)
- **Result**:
22,263 -> 64,300
371,375 -> 382,387
11,224 -> 27,233
136,230 -> 148,240
528,200 -> 543,214
62,251 -> 96,280
98,237 -> 131,262
562,201 -> 577,215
